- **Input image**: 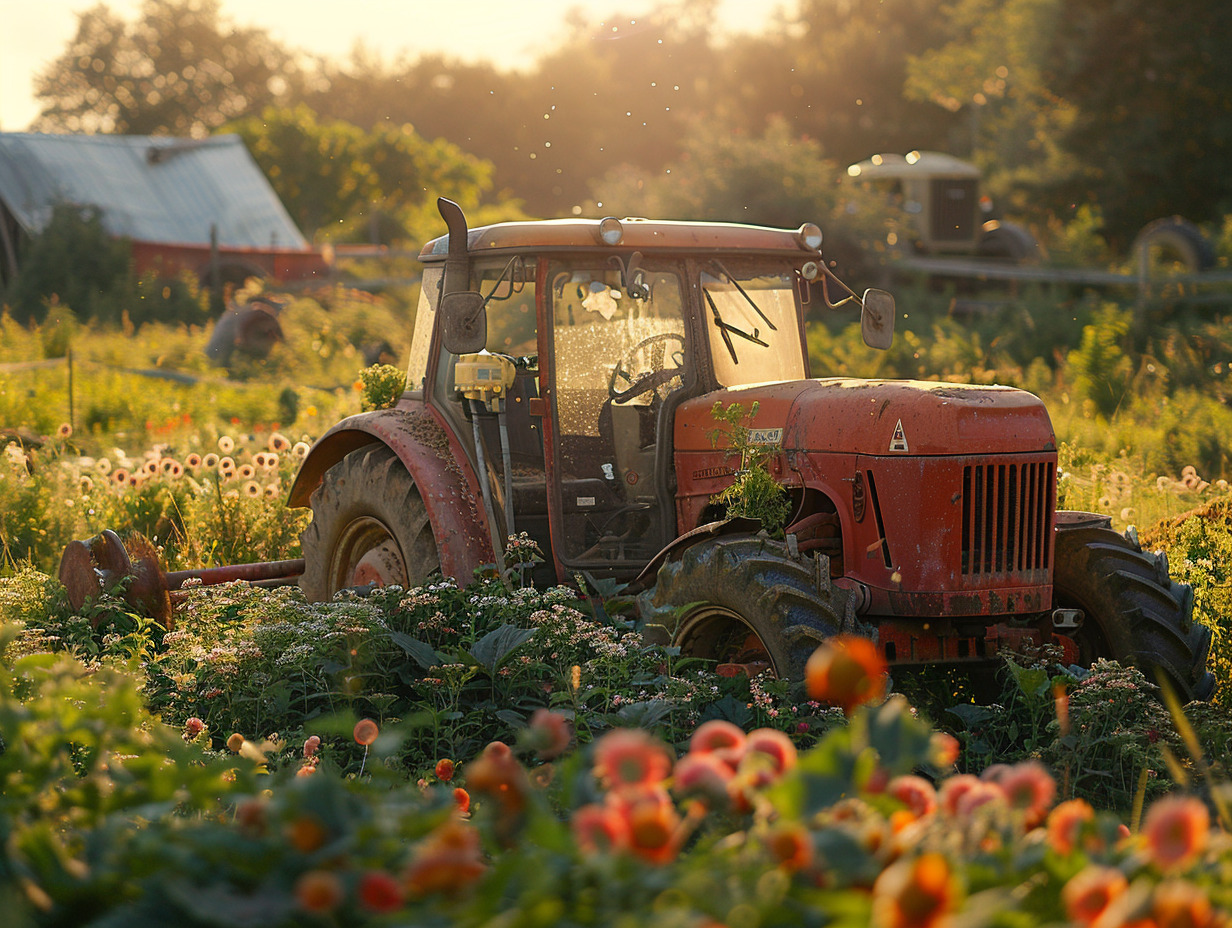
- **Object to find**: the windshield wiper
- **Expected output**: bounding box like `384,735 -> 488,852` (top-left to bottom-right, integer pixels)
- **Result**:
709,260 -> 777,332
703,287 -> 768,365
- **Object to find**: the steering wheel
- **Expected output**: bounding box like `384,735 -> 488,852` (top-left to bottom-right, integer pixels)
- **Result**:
607,332 -> 686,403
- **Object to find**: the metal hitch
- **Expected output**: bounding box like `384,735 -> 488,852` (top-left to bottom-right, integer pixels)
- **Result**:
59,529 -> 304,628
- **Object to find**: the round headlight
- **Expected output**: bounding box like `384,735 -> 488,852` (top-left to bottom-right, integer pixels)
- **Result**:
597,217 -> 624,245
797,222 -> 823,251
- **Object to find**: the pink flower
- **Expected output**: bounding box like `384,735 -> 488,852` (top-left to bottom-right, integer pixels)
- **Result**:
593,728 -> 673,792
1143,795 -> 1210,871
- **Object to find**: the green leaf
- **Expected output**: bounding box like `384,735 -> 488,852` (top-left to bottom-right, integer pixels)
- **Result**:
469,625 -> 537,674
388,630 -> 443,670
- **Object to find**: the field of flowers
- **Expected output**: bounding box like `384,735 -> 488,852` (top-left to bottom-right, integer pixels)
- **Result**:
5,280 -> 1232,924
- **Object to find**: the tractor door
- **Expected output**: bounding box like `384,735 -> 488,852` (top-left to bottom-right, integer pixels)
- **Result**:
544,260 -> 690,575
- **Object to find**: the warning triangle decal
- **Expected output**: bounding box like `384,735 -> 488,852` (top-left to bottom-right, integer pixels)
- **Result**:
889,419 -> 909,452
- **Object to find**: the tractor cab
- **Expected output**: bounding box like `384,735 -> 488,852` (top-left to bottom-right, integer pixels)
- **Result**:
409,202 -> 893,584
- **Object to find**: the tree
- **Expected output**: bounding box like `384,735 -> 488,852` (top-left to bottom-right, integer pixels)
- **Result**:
227,105 -> 495,241
1040,0 -> 1232,247
32,0 -> 297,137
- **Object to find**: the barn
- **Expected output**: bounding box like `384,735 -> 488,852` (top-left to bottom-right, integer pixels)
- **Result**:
0,132 -> 326,290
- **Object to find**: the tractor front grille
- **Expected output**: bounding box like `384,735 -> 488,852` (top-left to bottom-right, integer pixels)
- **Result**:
961,461 -> 1054,576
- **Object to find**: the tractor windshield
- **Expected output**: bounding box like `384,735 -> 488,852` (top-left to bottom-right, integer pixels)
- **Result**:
703,262 -> 807,387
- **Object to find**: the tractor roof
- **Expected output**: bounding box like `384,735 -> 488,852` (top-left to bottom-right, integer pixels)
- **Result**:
419,216 -> 822,260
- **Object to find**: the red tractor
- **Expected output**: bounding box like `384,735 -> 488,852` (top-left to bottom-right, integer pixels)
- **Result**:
287,199 -> 1214,701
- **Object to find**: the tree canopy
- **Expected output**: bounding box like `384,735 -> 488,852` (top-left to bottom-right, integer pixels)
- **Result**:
26,0 -> 1232,249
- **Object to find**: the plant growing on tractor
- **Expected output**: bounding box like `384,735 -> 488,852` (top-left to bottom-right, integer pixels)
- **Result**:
706,400 -> 792,536
357,363 -> 407,412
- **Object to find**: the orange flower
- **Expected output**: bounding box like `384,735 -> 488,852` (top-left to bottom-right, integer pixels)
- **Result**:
453,787 -> 471,814
997,760 -> 1056,828
930,732 -> 960,769
741,728 -> 797,786
938,774 -> 983,816
286,815 -> 329,853
672,752 -> 735,805
872,852 -> 960,928
1153,879 -> 1217,928
353,718 -> 379,746
527,708 -> 572,760
1143,795 -> 1210,872
465,741 -> 530,813
1047,798 -> 1096,856
435,758 -> 456,782
358,870 -> 404,914
1062,866 -> 1129,925
572,803 -> 632,855
764,822 -> 814,873
593,728 -> 673,792
689,719 -> 747,770
404,819 -> 486,896
294,870 -> 344,914
804,634 -> 887,715
226,732 -> 245,753
888,775 -> 938,819
614,786 -> 683,864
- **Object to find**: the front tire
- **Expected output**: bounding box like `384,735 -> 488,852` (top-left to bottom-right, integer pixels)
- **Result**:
641,534 -> 854,678
300,444 -> 440,601
1053,526 -> 1214,701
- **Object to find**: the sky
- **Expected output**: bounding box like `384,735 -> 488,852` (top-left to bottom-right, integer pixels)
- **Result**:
0,0 -> 778,132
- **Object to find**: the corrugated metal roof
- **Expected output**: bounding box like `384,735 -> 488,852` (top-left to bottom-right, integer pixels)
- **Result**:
0,132 -> 307,249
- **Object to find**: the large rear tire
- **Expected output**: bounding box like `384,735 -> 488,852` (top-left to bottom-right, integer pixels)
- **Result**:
300,444 -> 440,601
1053,526 -> 1214,701
641,534 -> 854,678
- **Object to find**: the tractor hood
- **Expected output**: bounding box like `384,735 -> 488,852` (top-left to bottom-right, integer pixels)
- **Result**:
675,379 -> 1056,456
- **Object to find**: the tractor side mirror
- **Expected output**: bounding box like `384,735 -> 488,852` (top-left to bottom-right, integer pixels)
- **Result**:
441,291 -> 487,354
437,197 -> 487,354
860,289 -> 895,350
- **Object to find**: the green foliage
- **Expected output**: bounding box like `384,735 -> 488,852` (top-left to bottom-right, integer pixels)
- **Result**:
1066,304 -> 1133,418
5,206 -> 129,326
706,401 -> 792,535
227,104 -> 493,241
357,364 -> 406,412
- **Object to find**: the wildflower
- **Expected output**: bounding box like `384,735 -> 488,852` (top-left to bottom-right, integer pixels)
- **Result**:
218,456 -> 236,475
269,432 -> 292,452
218,435 -> 235,453
997,760 -> 1056,828
764,822 -> 813,873
358,870 -> 404,914
613,786 -> 683,864
1143,795 -> 1210,871
185,452 -> 202,468
1047,798 -> 1096,856
303,735 -> 321,757
183,717 -> 205,741
889,775 -> 938,820
572,803 -> 631,855
804,634 -> 887,715
435,758 -> 456,782
203,452 -> 219,468
872,852 -> 960,928
672,751 -> 735,806
111,468 -> 129,485
293,440 -> 312,458
295,870 -> 344,914
253,452 -> 269,468
296,763 -> 317,778
287,815 -> 329,853
242,480 -> 262,498
239,464 -> 256,480
1153,879 -> 1217,928
57,422 -> 72,438
453,787 -> 471,814
689,719 -> 747,770
593,728 -> 673,792
526,708 -> 572,760
226,732 -> 245,753
353,718 -> 379,746
1062,866 -> 1128,925
465,741 -> 530,813
740,728 -> 797,787
404,819 -> 486,895
930,732 -> 960,769
264,452 -> 280,469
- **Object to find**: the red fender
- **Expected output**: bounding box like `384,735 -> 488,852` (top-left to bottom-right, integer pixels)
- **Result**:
287,400 -> 493,581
